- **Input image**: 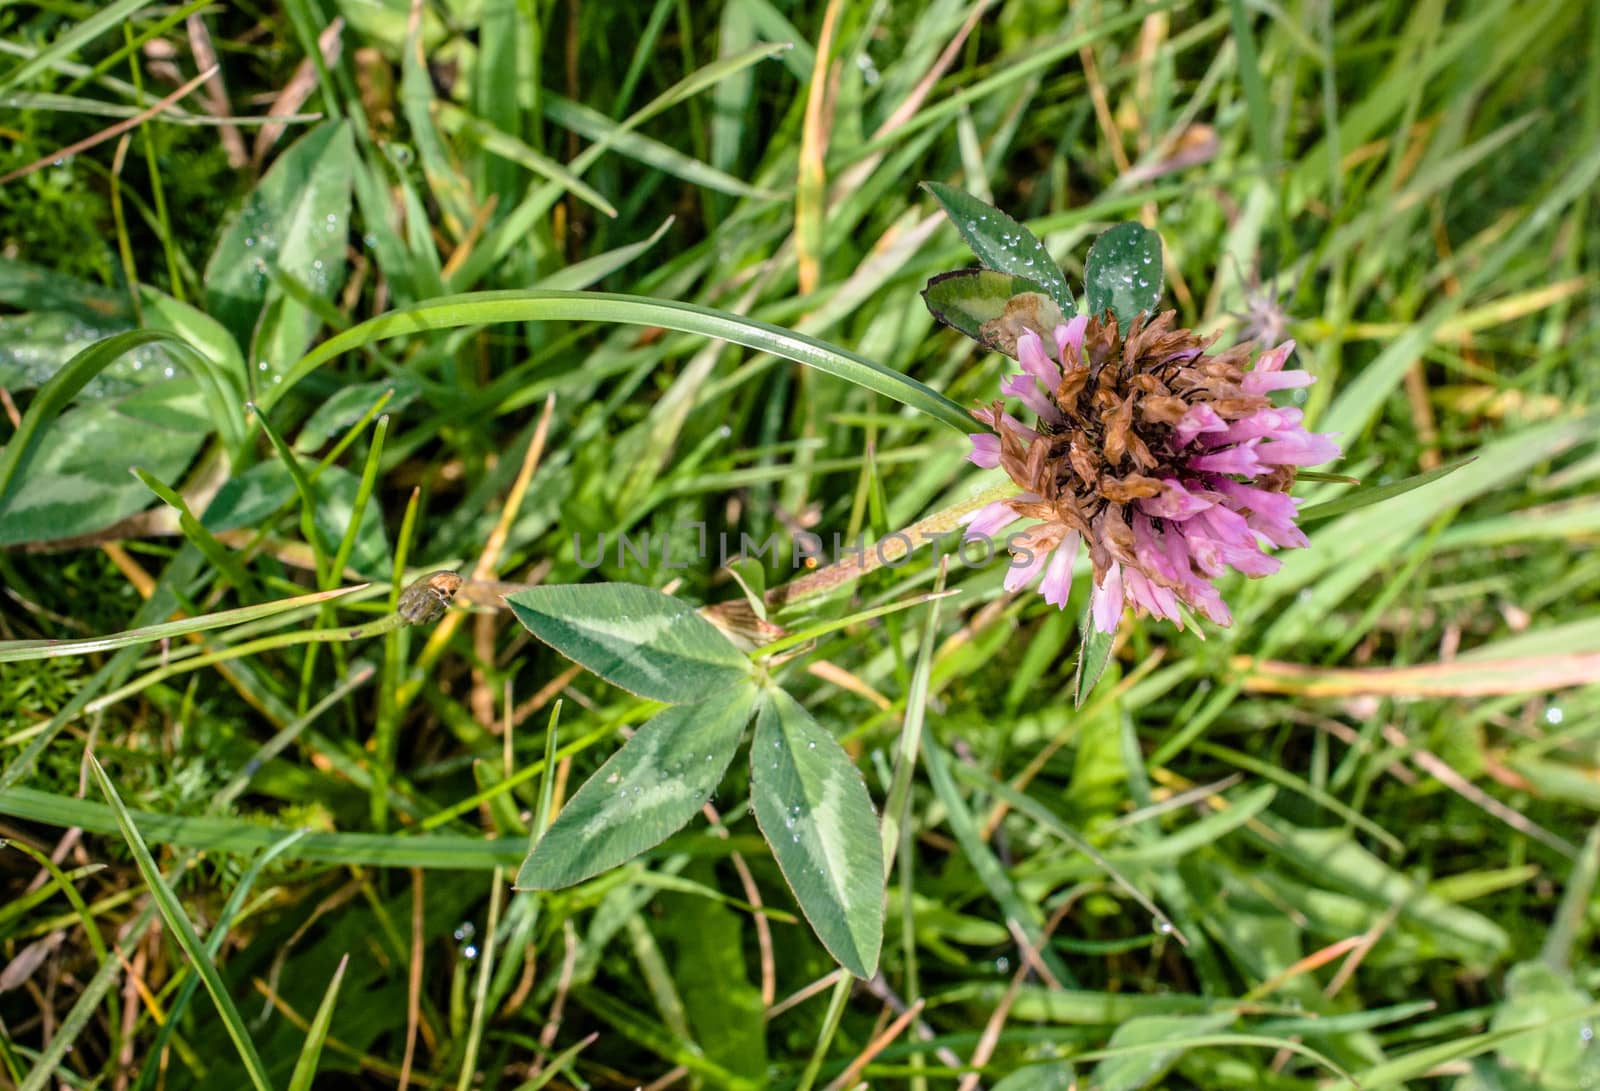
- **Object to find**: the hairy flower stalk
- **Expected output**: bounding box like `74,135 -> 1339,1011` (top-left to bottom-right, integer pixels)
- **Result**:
964,311 -> 1340,631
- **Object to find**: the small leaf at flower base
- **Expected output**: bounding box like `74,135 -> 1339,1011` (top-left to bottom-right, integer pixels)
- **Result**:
923,182 -> 1076,316
750,687 -> 884,979
922,270 -> 1066,357
1297,457 -> 1475,522
505,583 -> 754,703
515,685 -> 759,890
1084,222 -> 1164,328
1074,601 -> 1117,708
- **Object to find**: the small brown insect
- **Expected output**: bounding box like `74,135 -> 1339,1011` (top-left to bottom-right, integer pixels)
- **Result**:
396,571 -> 463,625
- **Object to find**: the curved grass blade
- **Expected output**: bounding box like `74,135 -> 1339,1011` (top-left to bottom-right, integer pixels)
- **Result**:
0,0 -> 157,93
1088,1012 -> 1234,1091
0,328 -> 238,513
0,584 -> 366,663
1077,1031 -> 1355,1088
131,831 -> 312,1091
272,290 -> 973,432
86,755 -> 274,1091
515,686 -> 758,890
544,93 -> 780,200
521,216 -> 676,293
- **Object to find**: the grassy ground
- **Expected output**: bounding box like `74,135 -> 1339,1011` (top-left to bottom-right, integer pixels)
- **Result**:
2,0 -> 1599,1087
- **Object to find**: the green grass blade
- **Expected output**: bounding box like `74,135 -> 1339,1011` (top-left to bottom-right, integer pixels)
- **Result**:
86,755 -> 275,1091
287,954 -> 348,1091
435,102 -> 618,218
0,786 -> 526,868
1297,456 -> 1475,521
0,584 -> 365,663
17,904 -> 158,1091
272,290 -> 972,431
0,0 -> 158,92
921,734 -> 1072,984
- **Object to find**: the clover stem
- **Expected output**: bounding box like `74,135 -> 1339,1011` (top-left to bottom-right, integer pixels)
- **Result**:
765,476 -> 1020,610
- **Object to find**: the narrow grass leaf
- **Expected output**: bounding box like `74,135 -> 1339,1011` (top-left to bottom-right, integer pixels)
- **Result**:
516,685 -> 758,889
923,181 -> 1076,315
86,755 -> 274,1091
0,584 -> 363,663
922,735 -> 1071,984
0,0 -> 157,92
1297,456 -> 1475,522
435,102 -> 617,218
0,329 -> 233,516
544,93 -> 778,200
991,1062 -> 1076,1090
524,216 -> 676,293
750,686 -> 884,978
0,786 -> 527,869
130,833 -> 311,1091
1328,1002 -> 1600,1089
286,955 -> 347,1091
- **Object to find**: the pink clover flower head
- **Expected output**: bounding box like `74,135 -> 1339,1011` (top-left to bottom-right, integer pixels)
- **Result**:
963,313 -> 1339,632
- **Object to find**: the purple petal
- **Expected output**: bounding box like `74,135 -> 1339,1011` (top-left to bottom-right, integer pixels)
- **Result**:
1000,411 -> 1040,444
1137,478 -> 1214,520
961,500 -> 1021,542
1132,516 -> 1181,583
1124,569 -> 1181,623
1173,403 -> 1228,447
1017,330 -> 1062,387
1187,581 -> 1233,626
1243,369 -> 1315,396
1257,431 -> 1341,467
1214,478 -> 1299,523
1251,340 -> 1297,374
1001,372 -> 1063,426
968,433 -> 1001,468
1040,533 -> 1079,607
1004,539 -> 1050,591
1187,444 -> 1264,476
1092,563 -> 1124,633
1207,407 -> 1304,445
1054,315 -> 1089,367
